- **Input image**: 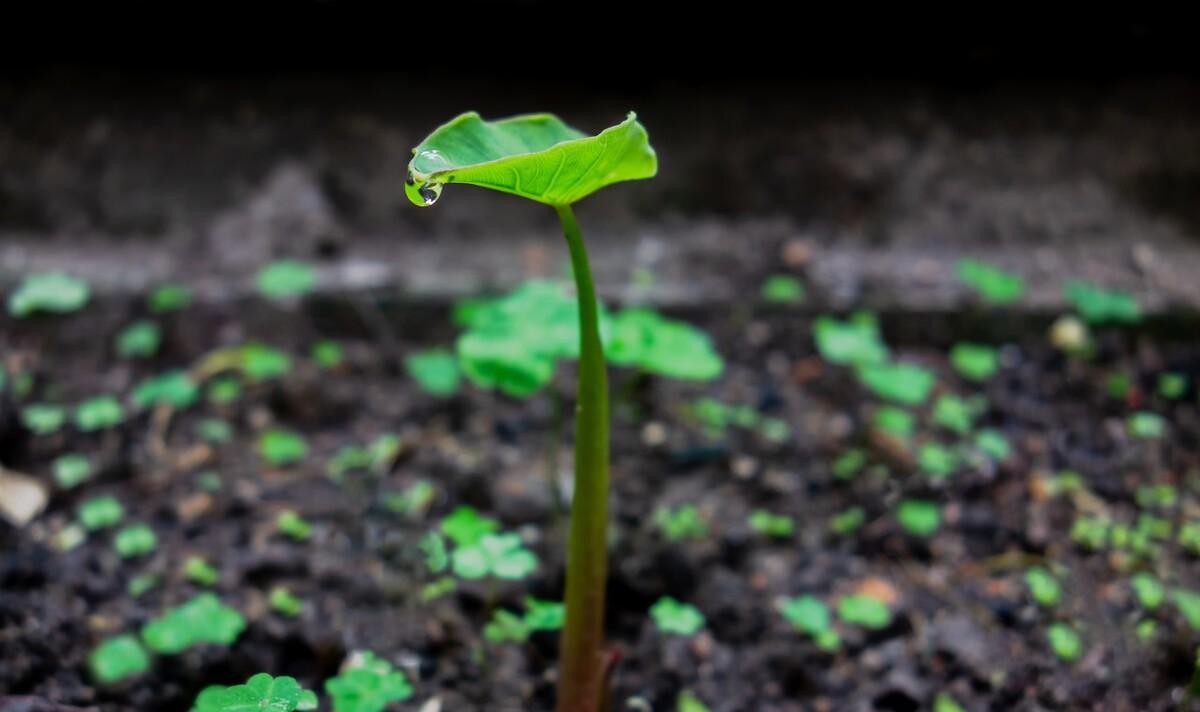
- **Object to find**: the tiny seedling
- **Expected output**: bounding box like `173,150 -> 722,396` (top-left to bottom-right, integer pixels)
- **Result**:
918,443 -> 959,479
950,342 -> 999,381
777,595 -> 840,651
277,510 -> 314,541
21,403 -> 66,435
1024,567 -> 1062,608
761,274 -> 806,305
1070,516 -> 1110,551
405,349 -> 462,396
451,532 -> 538,580
934,694 -> 967,712
256,260 -> 316,299
831,448 -> 867,481
896,499 -> 941,537
116,320 -> 162,358
873,407 -> 915,443
857,362 -> 935,405
89,634 -> 150,684
1174,589 -> 1200,630
748,509 -> 795,538
149,283 -> 192,313
1131,572 -> 1164,610
133,370 -> 200,409
955,259 -> 1024,305
440,506 -> 498,547
813,312 -> 888,365
75,395 -> 125,432
419,532 -> 449,574
198,419 -> 233,444
649,596 -> 705,636
676,690 -> 712,712
184,556 -> 219,586
932,394 -> 979,435
1136,484 -> 1178,510
1063,281 -> 1141,325
141,593 -> 245,654
326,435 -> 401,480
1046,622 -> 1083,661
79,495 -> 125,531
420,577 -> 456,603
384,480 -> 436,519
974,428 -> 1011,461
654,504 -> 709,542
325,651 -> 414,712
207,377 -> 243,404
128,573 -> 161,598
192,673 -> 318,712
484,597 -> 566,644
838,594 -> 893,629
1127,412 -> 1166,439
53,453 -> 92,489
270,587 -> 304,617
258,429 -> 309,467
829,506 -> 866,536
1180,522 -> 1200,555
7,272 -> 90,317
312,340 -> 344,369
114,524 -> 158,559
1158,372 -> 1187,400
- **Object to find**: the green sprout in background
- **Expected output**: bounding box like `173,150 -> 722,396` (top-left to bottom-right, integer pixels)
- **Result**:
89,634 -> 150,685
324,651 -> 413,712
649,596 -> 706,636
7,272 -> 90,317
257,260 -> 317,299
116,320 -> 162,358
955,259 -> 1025,305
760,274 -> 806,305
192,673 -> 318,712
141,593 -> 245,654
407,110 -> 655,712
259,429 -> 309,467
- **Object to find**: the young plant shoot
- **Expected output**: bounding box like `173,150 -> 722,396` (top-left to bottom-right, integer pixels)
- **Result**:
407,111 -> 656,712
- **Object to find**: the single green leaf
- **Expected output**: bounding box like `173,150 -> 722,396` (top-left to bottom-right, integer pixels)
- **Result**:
677,690 -> 713,712
116,320 -> 162,358
484,608 -> 530,644
192,673 -> 317,712
8,272 -> 90,317
325,651 -> 414,712
813,312 -> 888,366
149,283 -> 192,313
1132,573 -> 1164,610
761,275 -> 806,305
896,499 -> 941,537
89,634 -> 150,684
141,593 -> 245,654
276,510 -> 313,541
312,340 -> 344,369
258,429 -> 309,467
440,506 -> 498,547
133,370 -> 200,409
184,556 -> 219,586
53,453 -> 92,489
1064,281 -> 1141,325
956,259 -> 1024,305
650,596 -> 705,636
75,395 -> 125,432
406,112 -> 656,207
950,342 -> 999,381
838,594 -> 892,629
748,509 -> 795,538
1024,567 -> 1062,608
777,595 -> 833,637
1046,622 -> 1083,661
79,495 -> 125,530
114,524 -> 158,558
857,362 -> 935,405
257,260 -> 317,299
270,587 -> 304,617
655,504 -> 709,541
405,349 -> 462,396
21,403 -> 66,435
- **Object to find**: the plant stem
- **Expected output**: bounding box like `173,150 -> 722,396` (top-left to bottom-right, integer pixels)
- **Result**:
554,203 -> 610,712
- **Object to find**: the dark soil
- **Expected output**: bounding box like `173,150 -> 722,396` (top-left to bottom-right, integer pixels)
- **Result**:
2,290 -> 1200,712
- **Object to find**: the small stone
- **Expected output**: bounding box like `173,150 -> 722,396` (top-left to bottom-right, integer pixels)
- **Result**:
731,455 -> 758,480
641,421 -> 667,447
782,239 -> 814,267
176,493 -> 213,522
0,468 -> 48,527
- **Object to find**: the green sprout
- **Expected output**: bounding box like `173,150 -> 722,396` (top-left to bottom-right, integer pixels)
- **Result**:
1180,522 -> 1200,555
1131,573 -> 1164,611
1070,516 -> 1110,551
149,283 -> 192,313
949,342 -> 999,381
114,524 -> 158,558
1063,281 -> 1141,325
132,370 -> 200,409
650,597 -> 705,636
896,499 -> 941,537
676,690 -> 712,712
955,259 -> 1024,305
918,443 -> 959,479
276,510 -> 313,541
974,428 -> 1011,461
1173,589 -> 1200,630
838,594 -> 892,629
116,320 -> 162,358
326,435 -> 401,480
418,532 -> 448,574
21,403 -> 66,435
141,593 -> 245,654
485,597 -> 566,643
258,429 -> 309,467
270,587 -> 304,617
7,272 -> 90,317
1136,484 -> 1178,510
75,395 -> 125,432
654,504 -> 708,542
1106,372 -> 1133,400
256,260 -> 317,299
829,506 -> 866,536
405,349 -> 461,396
1158,372 -> 1188,400
831,448 -> 867,481
1046,622 -> 1083,661
932,394 -> 979,435
873,406 -> 915,442
761,274 -> 806,305
813,312 -> 888,365
606,308 -> 723,381
207,377 -> 242,405
79,495 -> 125,531
777,595 -> 840,651
1128,412 -> 1166,439
748,509 -> 795,538
857,362 -> 935,405
420,577 -> 456,603
1024,567 -> 1062,608
198,419 -> 233,444
312,340 -> 344,369
409,110 -> 656,712
192,673 -> 318,712
128,573 -> 161,598
451,532 -> 538,580
89,634 -> 150,684
384,480 -> 435,519
53,453 -> 92,489
325,651 -> 414,712
184,556 -> 219,586
934,694 -> 967,712
440,506 -> 498,547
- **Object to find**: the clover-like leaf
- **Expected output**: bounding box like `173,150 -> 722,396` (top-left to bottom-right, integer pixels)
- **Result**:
650,596 -> 705,636
451,532 -> 538,580
8,272 -> 90,317
406,112 -> 656,207
141,593 -> 246,654
325,651 -> 414,712
192,673 -> 318,712
89,634 -> 150,684
132,370 -> 200,409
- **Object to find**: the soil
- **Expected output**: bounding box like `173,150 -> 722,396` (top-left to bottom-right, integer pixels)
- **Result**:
2,290 -> 1200,712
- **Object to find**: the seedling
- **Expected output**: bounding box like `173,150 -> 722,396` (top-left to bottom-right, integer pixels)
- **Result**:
813,312 -> 888,365
384,480 -> 435,519
829,506 -> 866,536
420,577 -> 456,603
950,342 -> 999,381
838,594 -> 892,629
258,429 -> 309,467
676,690 -> 713,712
53,453 -> 92,489
1131,573 -> 1164,610
207,377 -> 242,404
128,573 -> 161,598
748,509 -> 795,538
777,595 -> 840,651
114,524 -> 158,558
485,597 -> 565,643
79,495 -> 125,531
1158,372 -> 1187,400
277,510 -> 313,541
408,110 -> 656,712
918,443 -> 959,479
1046,622 -> 1083,661
955,259 -> 1024,305
270,587 -> 304,617
654,504 -> 708,542
1105,372 -> 1133,400
1136,484 -> 1178,510
141,593 -> 245,654
404,349 -> 461,396
192,673 -> 318,712
1024,567 -> 1062,608
133,370 -> 200,409
149,283 -> 192,313
896,499 -> 941,537
312,340 -> 344,369
198,419 -> 233,444
933,694 -> 967,712
1070,516 -> 1110,551
1173,588 -> 1200,630
325,651 -> 414,712
7,272 -> 90,317
649,596 -> 705,635
973,429 -> 1011,461
89,634 -> 150,684
326,435 -> 401,480
831,448 -> 867,480
932,394 -> 979,435
75,395 -> 125,431
1127,412 -> 1166,439
184,556 -> 219,586
857,362 -> 934,405
1180,522 -> 1200,555
21,403 -> 66,435
256,260 -> 317,299
419,532 -> 448,574
440,506 -> 498,546
1064,281 -> 1141,325
761,275 -> 805,305
116,320 -> 162,358
451,532 -> 538,580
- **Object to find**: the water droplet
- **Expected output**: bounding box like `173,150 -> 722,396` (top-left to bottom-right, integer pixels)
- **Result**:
416,149 -> 451,171
419,182 -> 443,206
